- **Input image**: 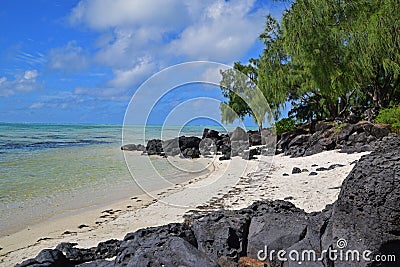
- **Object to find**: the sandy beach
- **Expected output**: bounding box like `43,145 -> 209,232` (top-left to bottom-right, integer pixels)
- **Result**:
0,150 -> 369,266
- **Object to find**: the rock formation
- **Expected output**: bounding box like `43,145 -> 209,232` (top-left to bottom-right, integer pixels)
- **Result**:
276,121 -> 391,157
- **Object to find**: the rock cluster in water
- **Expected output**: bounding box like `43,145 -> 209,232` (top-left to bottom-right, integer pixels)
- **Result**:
17,135 -> 400,267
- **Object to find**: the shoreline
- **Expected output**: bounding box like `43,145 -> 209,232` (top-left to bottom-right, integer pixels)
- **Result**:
0,154 -> 234,265
0,150 -> 369,266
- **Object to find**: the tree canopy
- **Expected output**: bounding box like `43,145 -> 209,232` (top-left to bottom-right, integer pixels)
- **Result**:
220,0 -> 400,125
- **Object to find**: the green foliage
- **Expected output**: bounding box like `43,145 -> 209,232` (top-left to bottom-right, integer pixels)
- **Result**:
220,61 -> 258,124
281,0 -> 400,116
333,122 -> 348,135
258,15 -> 294,117
220,0 -> 400,125
274,118 -> 296,137
374,105 -> 400,134
220,60 -> 272,130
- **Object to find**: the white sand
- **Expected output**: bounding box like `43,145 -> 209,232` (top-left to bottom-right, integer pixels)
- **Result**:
0,150 -> 369,266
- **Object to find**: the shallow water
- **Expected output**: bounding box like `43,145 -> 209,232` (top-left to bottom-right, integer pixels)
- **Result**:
0,123 -> 233,236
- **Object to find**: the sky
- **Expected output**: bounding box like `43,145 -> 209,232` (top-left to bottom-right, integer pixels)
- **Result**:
0,0 -> 289,125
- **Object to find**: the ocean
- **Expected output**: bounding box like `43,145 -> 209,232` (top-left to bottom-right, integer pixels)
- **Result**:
0,123 -> 240,236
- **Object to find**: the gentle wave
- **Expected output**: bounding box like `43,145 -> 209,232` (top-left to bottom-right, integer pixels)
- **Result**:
0,140 -> 112,150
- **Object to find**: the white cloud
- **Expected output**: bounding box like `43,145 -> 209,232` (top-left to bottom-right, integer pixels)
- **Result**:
29,92 -> 87,109
168,0 -> 265,61
29,102 -> 45,109
47,41 -> 89,72
66,0 -> 270,100
108,57 -> 156,88
74,86 -> 130,102
24,70 -> 39,80
72,58 -> 155,101
69,0 -> 190,30
201,65 -> 230,85
0,70 -> 41,97
15,52 -> 47,67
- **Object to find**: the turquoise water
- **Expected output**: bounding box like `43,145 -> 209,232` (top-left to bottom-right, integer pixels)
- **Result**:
0,123 -> 239,236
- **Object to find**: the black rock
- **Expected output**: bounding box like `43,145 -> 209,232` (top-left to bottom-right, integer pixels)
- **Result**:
125,236 -> 217,267
246,201 -> 307,262
219,154 -> 231,161
121,144 -> 146,152
321,135 -> 400,266
121,144 -> 137,151
328,163 -> 345,170
161,136 -> 202,158
219,137 -> 231,155
191,209 -> 252,262
309,172 -> 318,176
315,164 -> 345,172
288,134 -> 311,148
314,121 -> 334,132
231,140 -> 249,157
292,167 -> 302,174
54,239 -> 120,265
199,138 -> 217,156
146,139 -> 163,155
242,148 -> 258,160
230,127 -> 248,142
202,128 -> 220,140
55,243 -> 94,264
277,128 -> 309,152
283,173 -> 289,176
247,130 -> 262,146
16,249 -> 71,267
162,138 -> 180,156
75,259 -> 113,267
284,206 -> 333,267
95,239 -> 121,260
115,223 -> 218,267
278,121 -> 391,158
179,136 -> 201,152
182,147 -> 200,158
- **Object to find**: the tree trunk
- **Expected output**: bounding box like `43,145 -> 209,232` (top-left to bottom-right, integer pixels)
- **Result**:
327,100 -> 338,120
373,86 -> 380,108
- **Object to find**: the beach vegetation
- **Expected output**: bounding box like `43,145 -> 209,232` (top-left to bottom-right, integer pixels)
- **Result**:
274,118 -> 297,138
374,105 -> 400,134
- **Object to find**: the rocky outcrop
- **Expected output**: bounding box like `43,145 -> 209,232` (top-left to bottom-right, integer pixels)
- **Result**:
15,249 -> 71,267
146,139 -> 164,156
277,121 -> 391,157
179,136 -> 202,158
122,121 -> 389,160
120,143 -> 146,152
114,223 -> 217,267
202,128 -> 221,140
140,137 -> 202,158
122,127 -> 275,161
320,134 -> 400,267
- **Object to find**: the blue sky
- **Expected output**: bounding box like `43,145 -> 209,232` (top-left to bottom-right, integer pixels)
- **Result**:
0,0 -> 289,125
